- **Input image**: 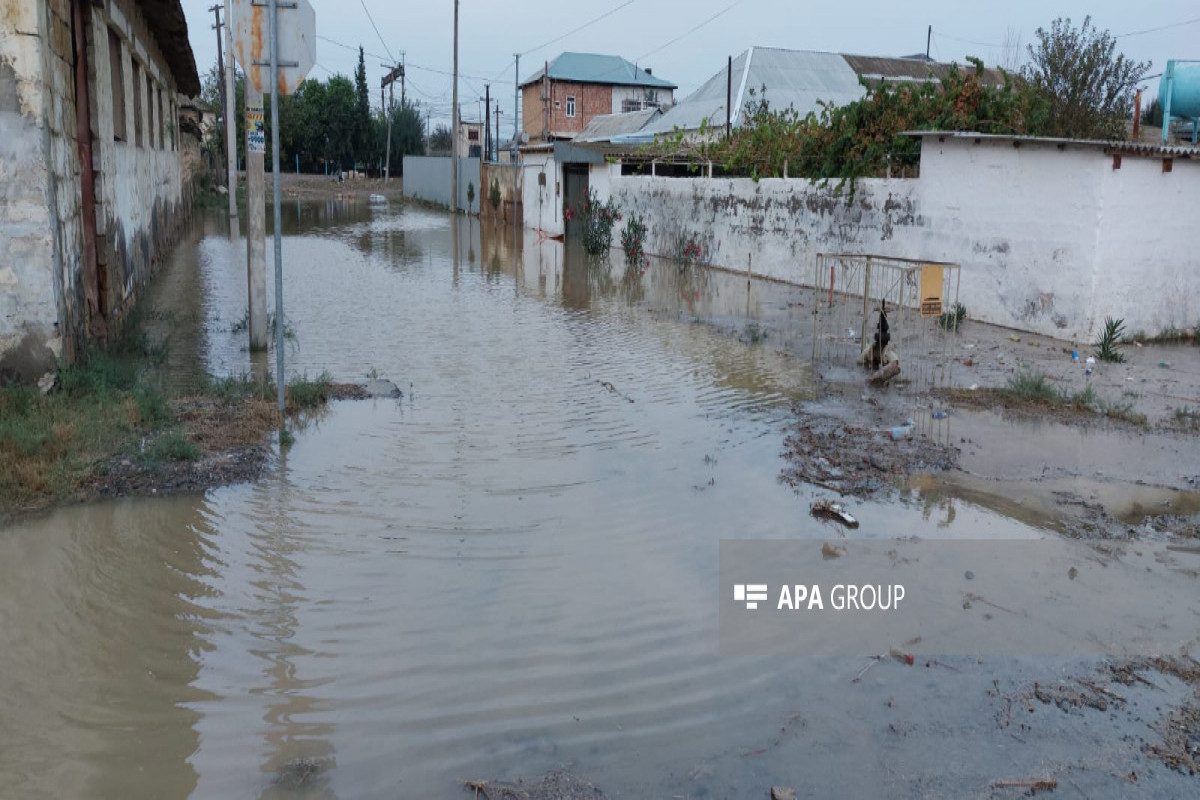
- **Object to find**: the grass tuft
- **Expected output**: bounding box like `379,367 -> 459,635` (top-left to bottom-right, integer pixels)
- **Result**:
1004,372 -> 1059,403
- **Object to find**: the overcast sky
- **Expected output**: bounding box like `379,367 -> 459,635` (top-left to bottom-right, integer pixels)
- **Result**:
183,1 -> 1195,130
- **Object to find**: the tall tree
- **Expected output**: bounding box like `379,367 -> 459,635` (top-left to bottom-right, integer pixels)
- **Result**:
382,100 -> 426,176
354,46 -> 371,165
1022,17 -> 1149,140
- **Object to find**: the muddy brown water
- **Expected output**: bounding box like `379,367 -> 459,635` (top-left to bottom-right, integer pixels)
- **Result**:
2,200 -> 1197,798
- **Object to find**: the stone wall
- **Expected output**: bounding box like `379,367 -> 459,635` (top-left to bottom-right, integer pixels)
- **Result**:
0,0 -> 190,383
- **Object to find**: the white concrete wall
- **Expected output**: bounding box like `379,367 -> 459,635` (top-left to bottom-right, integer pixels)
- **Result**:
403,155 -> 481,212
590,139 -> 1200,342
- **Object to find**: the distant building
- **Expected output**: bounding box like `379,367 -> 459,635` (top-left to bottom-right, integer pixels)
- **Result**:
0,0 -> 200,384
637,46 -> 1009,141
457,119 -> 484,158
520,52 -> 677,142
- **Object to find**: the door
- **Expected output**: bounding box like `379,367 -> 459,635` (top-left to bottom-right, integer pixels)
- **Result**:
562,164 -> 588,239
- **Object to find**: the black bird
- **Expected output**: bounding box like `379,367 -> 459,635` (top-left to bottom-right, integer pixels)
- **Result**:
869,299 -> 890,369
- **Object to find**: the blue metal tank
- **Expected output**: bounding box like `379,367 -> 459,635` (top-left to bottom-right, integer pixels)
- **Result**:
1159,60 -> 1200,144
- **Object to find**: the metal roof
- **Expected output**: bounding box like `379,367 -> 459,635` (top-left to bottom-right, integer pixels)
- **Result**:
575,108 -> 662,142
904,130 -> 1200,158
643,47 -> 1008,137
520,52 -> 677,89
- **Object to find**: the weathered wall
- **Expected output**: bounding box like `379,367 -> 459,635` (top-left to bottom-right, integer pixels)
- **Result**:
591,139 -> 1200,341
0,0 -> 188,383
0,0 -> 72,382
480,161 -> 522,226
91,0 -> 187,332
403,155 -> 481,212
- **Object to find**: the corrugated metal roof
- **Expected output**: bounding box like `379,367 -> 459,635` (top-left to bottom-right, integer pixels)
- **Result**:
520,52 -> 677,89
905,130 -> 1200,158
843,54 -> 1008,86
644,47 -> 867,135
576,108 -> 662,142
643,48 -> 1008,137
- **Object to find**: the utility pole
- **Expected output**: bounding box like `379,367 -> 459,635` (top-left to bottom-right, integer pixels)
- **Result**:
268,0 -> 285,413
513,53 -> 519,238
381,62 -> 404,181
494,107 -> 502,162
542,60 -> 549,140
244,62 -> 267,351
210,5 -> 226,179
400,51 -> 406,107
223,1 -> 238,235
484,84 -> 490,161
926,25 -> 932,60
451,0 -> 459,213
725,54 -> 732,138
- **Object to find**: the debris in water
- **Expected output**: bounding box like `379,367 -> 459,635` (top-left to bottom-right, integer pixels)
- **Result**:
462,769 -> 607,799
821,541 -> 848,559
771,787 -> 797,800
889,419 -> 915,440
991,778 -> 1057,794
811,500 -> 859,529
597,380 -> 635,403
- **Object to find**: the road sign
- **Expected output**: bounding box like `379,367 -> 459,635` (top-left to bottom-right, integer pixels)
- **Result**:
230,0 -> 316,95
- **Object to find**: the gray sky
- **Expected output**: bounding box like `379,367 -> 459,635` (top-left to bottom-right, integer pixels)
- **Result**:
184,1 -> 1196,130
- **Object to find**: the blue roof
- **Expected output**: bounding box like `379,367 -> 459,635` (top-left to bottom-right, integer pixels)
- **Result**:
520,52 -> 677,90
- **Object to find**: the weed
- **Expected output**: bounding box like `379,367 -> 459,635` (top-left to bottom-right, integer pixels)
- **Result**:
1095,317 -> 1126,363
741,322 -> 768,345
938,303 -> 968,331
279,427 -> 295,447
1063,385 -> 1098,410
133,381 -> 171,425
287,372 -> 331,410
141,430 -> 200,465
1103,402 -> 1146,426
1005,372 -> 1059,403
620,213 -> 648,265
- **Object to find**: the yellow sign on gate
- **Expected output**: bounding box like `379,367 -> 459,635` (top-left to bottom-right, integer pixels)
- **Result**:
919,265 -> 944,317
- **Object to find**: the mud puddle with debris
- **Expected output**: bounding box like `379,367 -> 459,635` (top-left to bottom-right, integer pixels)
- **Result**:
2,206 -> 1199,798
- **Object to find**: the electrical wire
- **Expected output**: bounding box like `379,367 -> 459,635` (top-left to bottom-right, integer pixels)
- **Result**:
932,31 -> 1002,49
519,0 -> 638,58
358,0 -> 395,63
636,0 -> 745,61
1117,16 -> 1200,38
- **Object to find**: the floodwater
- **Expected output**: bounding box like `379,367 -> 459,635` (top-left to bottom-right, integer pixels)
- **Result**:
1,198 -> 1196,798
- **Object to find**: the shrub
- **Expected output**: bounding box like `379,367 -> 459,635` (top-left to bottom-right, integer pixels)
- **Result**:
573,188 -> 621,255
1094,317 -> 1126,363
620,212 -> 648,265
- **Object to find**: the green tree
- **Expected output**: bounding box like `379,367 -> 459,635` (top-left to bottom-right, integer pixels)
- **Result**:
1022,16 -> 1150,140
429,123 -> 453,154
383,101 -> 426,176
354,46 -> 372,165
200,63 -> 245,169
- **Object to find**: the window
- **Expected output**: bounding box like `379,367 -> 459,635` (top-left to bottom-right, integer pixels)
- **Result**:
146,76 -> 155,148
157,88 -> 164,149
131,60 -> 143,146
108,28 -> 125,141
565,96 -> 575,118
468,129 -> 479,141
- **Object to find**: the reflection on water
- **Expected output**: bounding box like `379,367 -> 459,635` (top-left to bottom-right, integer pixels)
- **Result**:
3,200 -> 1174,799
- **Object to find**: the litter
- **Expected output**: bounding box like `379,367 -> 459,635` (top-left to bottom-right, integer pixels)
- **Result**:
889,419 -> 915,440
931,410 -> 948,419
369,193 -> 387,203
1071,350 -> 1078,361
811,499 -> 859,529
821,541 -> 848,559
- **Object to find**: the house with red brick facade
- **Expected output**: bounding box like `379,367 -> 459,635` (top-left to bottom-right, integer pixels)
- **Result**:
520,52 -> 676,142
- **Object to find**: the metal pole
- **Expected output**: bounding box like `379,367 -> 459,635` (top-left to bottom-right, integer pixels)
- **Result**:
513,53 -> 519,237
926,25 -> 931,60
451,0 -> 459,212
484,84 -> 490,161
224,0 -> 239,235
269,0 -> 284,414
725,55 -> 731,138
384,75 -> 393,182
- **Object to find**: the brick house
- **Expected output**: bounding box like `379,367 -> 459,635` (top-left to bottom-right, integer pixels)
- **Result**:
520,52 -> 676,142
0,0 -> 199,385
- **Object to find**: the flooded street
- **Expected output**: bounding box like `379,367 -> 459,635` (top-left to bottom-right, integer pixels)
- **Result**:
1,199 -> 1197,798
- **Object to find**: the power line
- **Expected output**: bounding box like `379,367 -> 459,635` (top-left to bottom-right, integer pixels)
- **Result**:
316,34 -> 388,63
1117,16 -> 1200,38
636,0 -> 745,61
933,31 -> 1002,49
358,0 -> 395,62
520,0 -> 638,58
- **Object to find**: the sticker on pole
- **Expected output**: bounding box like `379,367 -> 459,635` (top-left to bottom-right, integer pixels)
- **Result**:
230,0 -> 316,95
247,103 -> 265,153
